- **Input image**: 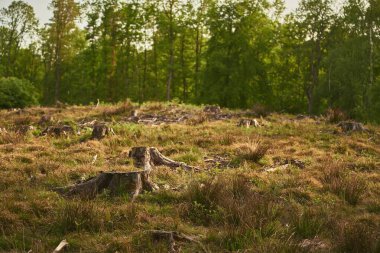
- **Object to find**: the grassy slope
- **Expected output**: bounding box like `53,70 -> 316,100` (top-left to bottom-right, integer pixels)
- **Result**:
0,102 -> 379,253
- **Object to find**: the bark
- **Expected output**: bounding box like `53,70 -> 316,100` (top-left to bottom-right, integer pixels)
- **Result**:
55,171 -> 155,200
166,0 -> 175,101
148,230 -> 208,253
91,123 -> 114,140
180,33 -> 188,102
42,125 -> 74,136
55,147 -> 198,200
338,121 -> 366,133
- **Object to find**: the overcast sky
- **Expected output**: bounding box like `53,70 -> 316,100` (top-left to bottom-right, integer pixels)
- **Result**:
0,0 -> 300,25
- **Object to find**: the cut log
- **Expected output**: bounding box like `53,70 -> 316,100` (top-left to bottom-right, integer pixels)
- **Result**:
338,121 -> 365,133
91,123 -> 114,140
55,171 -> 156,200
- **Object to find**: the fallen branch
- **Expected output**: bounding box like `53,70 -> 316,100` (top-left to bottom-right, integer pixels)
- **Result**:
52,239 -> 69,253
265,164 -> 290,172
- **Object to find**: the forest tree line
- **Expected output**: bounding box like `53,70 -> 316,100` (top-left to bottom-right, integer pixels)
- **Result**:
0,0 -> 379,122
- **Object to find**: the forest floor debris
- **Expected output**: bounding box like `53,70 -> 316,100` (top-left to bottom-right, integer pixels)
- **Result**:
0,102 -> 378,252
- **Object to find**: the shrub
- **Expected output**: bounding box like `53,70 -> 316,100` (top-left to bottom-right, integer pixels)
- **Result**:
0,77 -> 39,109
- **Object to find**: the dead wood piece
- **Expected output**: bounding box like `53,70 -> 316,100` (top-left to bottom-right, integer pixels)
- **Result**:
39,114 -> 53,125
299,237 -> 329,251
204,105 -> 221,114
138,117 -> 158,124
338,121 -> 366,133
55,171 -> 155,200
129,147 -> 199,171
287,159 -> 305,169
204,155 -> 232,169
238,119 -> 260,128
79,119 -> 97,128
211,113 -> 233,120
273,157 -> 305,169
148,230 -> 208,253
149,147 -> 198,171
129,147 -> 153,171
131,109 -> 139,117
265,164 -> 290,172
15,125 -> 35,134
91,123 -> 114,139
52,239 -> 69,253
42,125 -> 74,136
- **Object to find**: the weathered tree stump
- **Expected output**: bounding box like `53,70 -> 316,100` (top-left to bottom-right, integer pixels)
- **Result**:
204,105 -> 221,114
238,119 -> 260,128
91,123 -> 114,139
338,121 -> 365,133
42,125 -> 74,136
38,114 -> 53,125
15,125 -> 35,134
55,171 -> 156,200
56,147 -> 197,200
129,147 -> 199,171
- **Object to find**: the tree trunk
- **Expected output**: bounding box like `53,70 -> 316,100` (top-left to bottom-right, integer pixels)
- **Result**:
180,33 -> 187,102
55,42 -> 61,105
166,1 -> 175,101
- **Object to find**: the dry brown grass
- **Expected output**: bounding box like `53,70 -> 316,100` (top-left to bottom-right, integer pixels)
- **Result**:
321,163 -> 367,205
0,102 -> 378,252
235,139 -> 269,163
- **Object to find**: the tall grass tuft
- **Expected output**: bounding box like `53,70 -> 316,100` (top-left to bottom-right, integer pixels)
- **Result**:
235,140 -> 269,163
321,163 -> 367,205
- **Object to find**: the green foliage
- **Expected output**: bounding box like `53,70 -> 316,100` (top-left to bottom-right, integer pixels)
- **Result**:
0,0 -> 379,122
0,77 -> 39,108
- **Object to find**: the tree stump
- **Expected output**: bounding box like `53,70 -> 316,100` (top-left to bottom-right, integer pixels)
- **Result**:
91,123 -> 114,139
338,121 -> 365,133
38,114 -> 53,126
238,119 -> 260,128
42,125 -> 74,136
204,105 -> 221,114
56,147 -> 197,200
55,171 -> 155,200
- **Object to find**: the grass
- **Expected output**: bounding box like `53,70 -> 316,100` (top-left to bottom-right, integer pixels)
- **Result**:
0,102 -> 379,252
